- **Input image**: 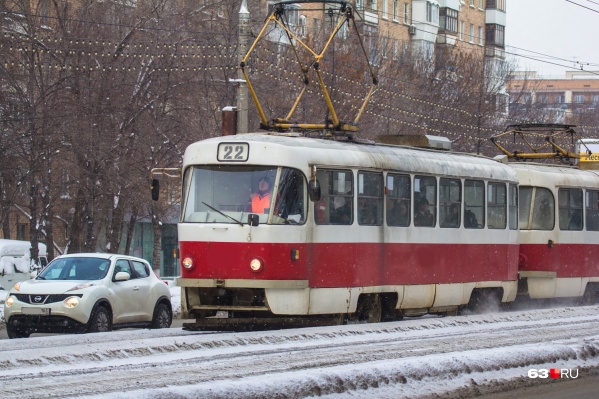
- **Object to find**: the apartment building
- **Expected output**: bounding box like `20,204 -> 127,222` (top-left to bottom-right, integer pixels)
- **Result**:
265,0 -> 505,61
508,71 -> 599,122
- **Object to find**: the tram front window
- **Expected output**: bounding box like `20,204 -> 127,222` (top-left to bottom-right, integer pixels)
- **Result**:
181,165 -> 306,225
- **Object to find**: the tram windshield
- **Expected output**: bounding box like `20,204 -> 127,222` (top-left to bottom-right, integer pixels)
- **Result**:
181,165 -> 306,225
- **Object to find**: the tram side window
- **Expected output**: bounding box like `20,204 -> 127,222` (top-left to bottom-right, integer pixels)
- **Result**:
509,184 -> 518,230
414,175 -> 436,227
314,169 -> 353,225
586,190 -> 599,231
559,188 -> 583,231
439,178 -> 461,228
358,172 -> 383,226
487,182 -> 507,229
532,188 -> 555,230
273,168 -> 306,224
464,180 -> 484,228
519,186 -> 554,230
386,174 -> 411,227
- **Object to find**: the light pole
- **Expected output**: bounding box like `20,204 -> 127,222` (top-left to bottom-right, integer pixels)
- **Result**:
237,0 -> 250,134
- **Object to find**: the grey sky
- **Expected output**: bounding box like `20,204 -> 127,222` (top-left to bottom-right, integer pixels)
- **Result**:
505,0 -> 599,76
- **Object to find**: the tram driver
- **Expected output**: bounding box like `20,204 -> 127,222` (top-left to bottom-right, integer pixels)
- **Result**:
248,176 -> 272,214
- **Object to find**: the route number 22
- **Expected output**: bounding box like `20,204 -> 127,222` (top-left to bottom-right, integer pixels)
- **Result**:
217,143 -> 249,162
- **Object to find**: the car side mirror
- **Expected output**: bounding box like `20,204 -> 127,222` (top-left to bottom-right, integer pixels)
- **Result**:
308,179 -> 321,202
248,214 -> 259,226
114,271 -> 131,281
151,179 -> 160,201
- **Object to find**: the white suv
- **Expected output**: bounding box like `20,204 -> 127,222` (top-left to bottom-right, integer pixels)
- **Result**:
4,253 -> 172,338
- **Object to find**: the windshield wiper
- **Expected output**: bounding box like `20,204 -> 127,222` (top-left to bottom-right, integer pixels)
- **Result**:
202,202 -> 244,226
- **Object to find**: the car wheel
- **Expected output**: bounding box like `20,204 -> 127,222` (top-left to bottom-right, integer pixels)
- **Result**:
87,305 -> 112,333
6,325 -> 30,339
151,302 -> 172,329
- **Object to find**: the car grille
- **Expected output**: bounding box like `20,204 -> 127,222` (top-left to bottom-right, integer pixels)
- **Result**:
13,294 -> 83,304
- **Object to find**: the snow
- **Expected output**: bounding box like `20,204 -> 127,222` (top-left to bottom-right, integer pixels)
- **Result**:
0,255 -> 30,275
1,288 -> 598,398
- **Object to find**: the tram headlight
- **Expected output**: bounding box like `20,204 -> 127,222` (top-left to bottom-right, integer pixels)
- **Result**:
182,257 -> 195,270
249,258 -> 264,273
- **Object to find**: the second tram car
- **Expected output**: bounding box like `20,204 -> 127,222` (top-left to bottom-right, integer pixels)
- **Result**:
512,163 -> 599,301
172,133 -> 523,329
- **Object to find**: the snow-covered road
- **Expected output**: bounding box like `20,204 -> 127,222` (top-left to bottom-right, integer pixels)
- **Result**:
1,306 -> 598,398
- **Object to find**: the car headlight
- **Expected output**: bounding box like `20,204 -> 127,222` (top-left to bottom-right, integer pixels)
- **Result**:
65,296 -> 80,308
5,295 -> 15,307
67,283 -> 95,292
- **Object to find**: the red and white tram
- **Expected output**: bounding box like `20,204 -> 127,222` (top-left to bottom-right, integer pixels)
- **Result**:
511,163 -> 599,300
171,133 -> 523,329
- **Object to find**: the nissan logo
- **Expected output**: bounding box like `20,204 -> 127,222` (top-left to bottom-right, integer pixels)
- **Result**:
34,296 -> 43,303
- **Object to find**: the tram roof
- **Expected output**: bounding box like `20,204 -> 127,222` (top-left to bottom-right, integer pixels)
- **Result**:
184,133 -> 518,182
508,162 -> 599,188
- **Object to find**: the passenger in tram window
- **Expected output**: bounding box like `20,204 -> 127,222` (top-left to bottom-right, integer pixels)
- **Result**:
464,209 -> 479,228
330,196 -> 352,224
567,210 -> 583,230
358,198 -> 377,225
414,198 -> 434,227
386,198 -> 409,226
443,203 -> 461,228
248,176 -> 272,214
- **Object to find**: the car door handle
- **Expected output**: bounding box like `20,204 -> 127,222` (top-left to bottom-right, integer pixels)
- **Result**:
133,286 -> 140,291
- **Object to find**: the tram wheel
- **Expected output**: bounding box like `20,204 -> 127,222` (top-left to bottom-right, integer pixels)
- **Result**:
357,294 -> 382,323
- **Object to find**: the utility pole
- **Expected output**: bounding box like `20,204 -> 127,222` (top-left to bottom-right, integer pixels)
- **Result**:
237,0 -> 250,134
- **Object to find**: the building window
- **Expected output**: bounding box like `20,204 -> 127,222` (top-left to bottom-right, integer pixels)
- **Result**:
17,223 -> 27,241
537,94 -> 549,104
426,1 -> 439,24
393,0 -> 399,21
392,39 -> 398,60
486,24 -> 505,47
478,26 -> 483,45
593,95 -> 599,104
382,0 -> 388,19
298,15 -> 306,37
381,36 -> 388,58
574,95 -> 585,104
555,94 -> 565,104
403,2 -> 410,24
487,0 -> 506,11
460,21 -> 464,40
469,24 -> 474,43
470,0 -> 475,7
440,8 -> 458,33
479,0 -> 484,9
367,0 -> 377,11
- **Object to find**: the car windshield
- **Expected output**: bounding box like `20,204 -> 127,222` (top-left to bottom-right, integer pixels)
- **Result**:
181,165 -> 306,225
37,257 -> 111,281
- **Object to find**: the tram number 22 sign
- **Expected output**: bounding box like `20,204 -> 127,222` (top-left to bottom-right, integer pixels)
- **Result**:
218,143 -> 249,162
